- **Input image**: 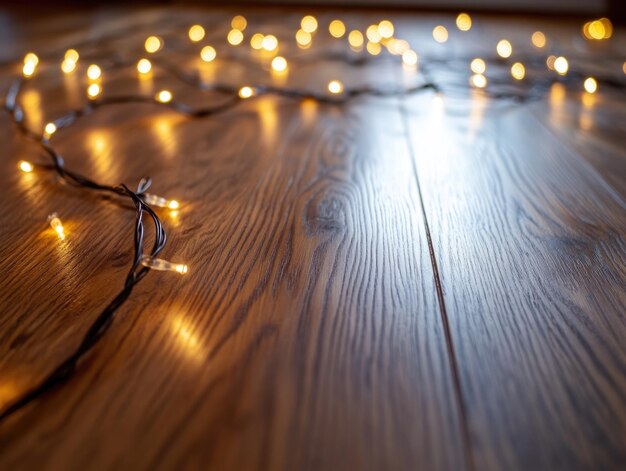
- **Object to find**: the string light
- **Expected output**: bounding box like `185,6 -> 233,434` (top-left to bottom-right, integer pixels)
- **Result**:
496,40 -> 512,58
402,50 -> 418,67
328,80 -> 343,94
271,56 -> 288,72
531,31 -> 546,48
137,58 -> 152,75
470,58 -> 486,74
432,26 -> 448,43
145,36 -> 163,53
18,160 -> 34,173
142,193 -> 179,209
470,73 -> 487,88
87,83 -> 101,99
378,20 -> 394,39
554,56 -> 568,75
262,34 -> 278,51
87,64 -> 101,80
329,19 -> 346,38
231,15 -> 247,30
348,30 -> 364,48
238,86 -> 255,98
301,15 -> 318,33
200,45 -> 216,62
366,25 -> 381,43
227,29 -> 244,46
511,62 -> 525,80
47,213 -> 65,240
456,13 -> 472,31
140,255 -> 188,275
156,90 -> 172,103
584,77 -> 597,94
188,25 -> 205,42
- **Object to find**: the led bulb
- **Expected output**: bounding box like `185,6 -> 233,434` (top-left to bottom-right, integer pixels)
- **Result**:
61,59 -> 77,74
328,80 -> 343,94
231,15 -> 247,30
496,39 -> 512,58
554,56 -> 568,75
584,77 -> 597,94
145,36 -> 163,53
456,13 -> 472,31
87,64 -> 101,80
470,58 -> 486,74
65,49 -> 79,62
137,58 -> 152,74
228,29 -> 244,46
296,29 -> 312,47
48,213 -> 65,240
201,46 -> 216,62
87,83 -> 101,99
470,74 -> 487,88
329,20 -> 346,38
23,61 -> 36,77
433,26 -> 448,43
143,193 -> 179,209
18,160 -> 34,173
140,255 -> 188,275
271,56 -> 288,72
188,25 -> 205,42
511,62 -> 525,80
44,122 -> 57,138
250,33 -> 265,50
301,15 -> 318,33
238,86 -> 255,98
378,20 -> 394,39
156,90 -> 172,103
262,34 -> 278,51
402,50 -> 418,66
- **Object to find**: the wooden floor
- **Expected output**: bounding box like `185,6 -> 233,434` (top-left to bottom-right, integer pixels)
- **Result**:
0,7 -> 625,471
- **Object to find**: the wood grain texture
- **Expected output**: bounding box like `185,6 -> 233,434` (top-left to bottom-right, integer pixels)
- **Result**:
402,89 -> 626,470
0,8 -> 466,471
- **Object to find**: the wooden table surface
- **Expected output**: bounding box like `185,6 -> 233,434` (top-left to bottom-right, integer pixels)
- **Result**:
0,6 -> 624,471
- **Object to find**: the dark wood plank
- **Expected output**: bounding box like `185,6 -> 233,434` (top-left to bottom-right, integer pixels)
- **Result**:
0,8 -> 466,470
402,90 -> 626,470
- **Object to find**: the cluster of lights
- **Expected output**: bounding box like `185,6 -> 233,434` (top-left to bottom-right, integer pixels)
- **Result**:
61,49 -> 79,73
582,18 -> 613,40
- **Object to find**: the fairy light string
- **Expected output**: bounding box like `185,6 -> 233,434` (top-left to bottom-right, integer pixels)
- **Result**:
1,13 -> 625,423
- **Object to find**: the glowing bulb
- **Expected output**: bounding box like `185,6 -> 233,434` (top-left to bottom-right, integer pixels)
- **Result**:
87,64 -> 101,80
239,86 -> 255,98
271,56 -> 288,72
137,58 -> 152,75
584,77 -> 597,94
387,39 -> 410,55
554,56 -> 568,75
188,25 -> 205,42
329,19 -> 346,38
44,122 -> 57,138
366,25 -> 381,43
156,90 -> 172,103
348,30 -> 364,48
61,59 -> 77,74
432,26 -> 448,43
262,34 -> 278,51
296,29 -> 312,47
87,83 -> 101,99
228,29 -> 244,46
402,50 -> 418,66
200,45 -> 216,62
140,255 -> 188,275
496,39 -> 512,58
623,62 -> 626,74
250,33 -> 265,50
65,49 -> 79,62
546,55 -> 557,70
232,15 -> 247,30
587,20 -> 606,40
142,193 -> 179,210
378,20 -> 394,39
367,41 -> 382,56
22,61 -> 36,77
18,160 -> 34,173
470,58 -> 486,74
48,213 -> 65,240
145,36 -> 163,53
511,62 -> 525,80
24,53 -> 39,66
328,80 -> 343,94
301,15 -> 318,33
456,13 -> 472,31
531,31 -> 546,48
470,74 -> 487,88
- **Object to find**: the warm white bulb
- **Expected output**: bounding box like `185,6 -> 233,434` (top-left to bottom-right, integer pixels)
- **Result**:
156,90 -> 172,103
87,64 -> 101,80
137,58 -> 152,74
188,25 -> 205,42
239,86 -> 255,99
48,213 -> 65,240
19,160 -> 34,173
140,255 -> 188,275
271,56 -> 288,72
201,46 -> 216,62
328,80 -> 343,94
584,77 -> 597,94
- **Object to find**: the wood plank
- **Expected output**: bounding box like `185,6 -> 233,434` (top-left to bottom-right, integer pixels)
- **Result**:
0,9 -> 466,470
402,91 -> 626,470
